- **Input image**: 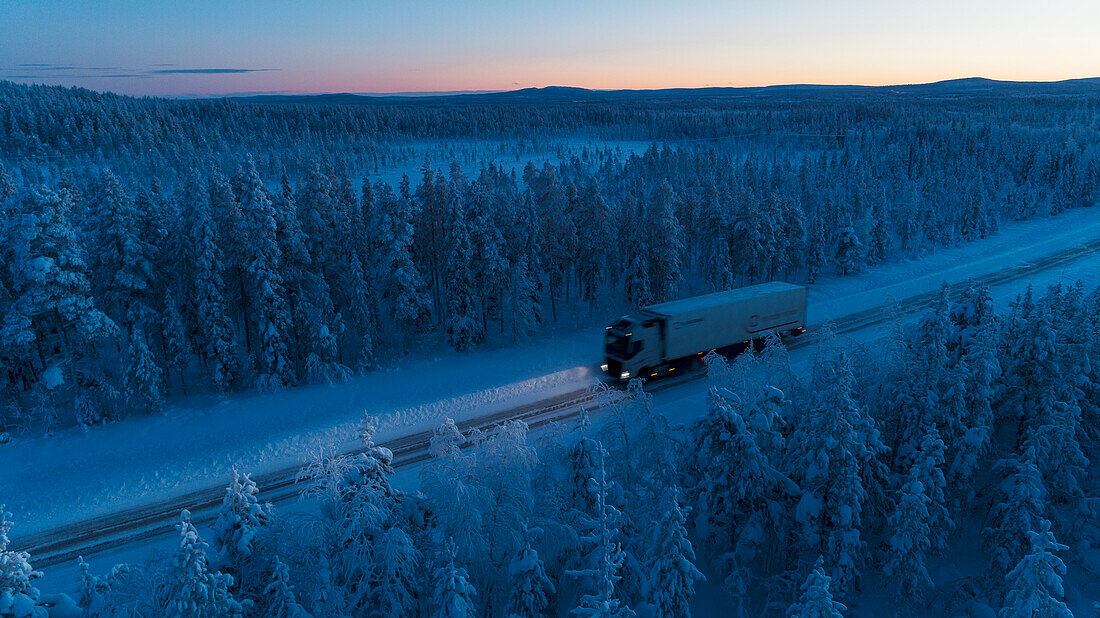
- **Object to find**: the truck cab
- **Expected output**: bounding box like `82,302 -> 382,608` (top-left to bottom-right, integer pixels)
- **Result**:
601,315 -> 663,381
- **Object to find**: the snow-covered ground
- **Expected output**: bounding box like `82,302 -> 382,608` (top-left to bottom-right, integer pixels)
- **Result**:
7,206 -> 1100,561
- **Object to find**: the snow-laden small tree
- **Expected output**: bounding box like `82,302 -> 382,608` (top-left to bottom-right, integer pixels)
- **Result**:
0,505 -> 40,599
787,557 -> 846,618
211,469 -> 273,591
422,418 -> 488,568
643,490 -> 704,618
123,326 -> 163,415
368,525 -> 421,617
263,556 -> 312,618
155,510 -> 243,617
833,218 -> 863,276
883,479 -> 934,607
505,538 -> 555,618
999,519 -> 1072,618
430,540 -> 478,618
984,455 -> 1048,583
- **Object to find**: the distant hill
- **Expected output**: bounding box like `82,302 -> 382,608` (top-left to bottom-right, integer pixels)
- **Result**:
224,77 -> 1100,106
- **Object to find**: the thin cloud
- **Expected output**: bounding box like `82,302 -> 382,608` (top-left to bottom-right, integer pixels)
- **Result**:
150,68 -> 279,74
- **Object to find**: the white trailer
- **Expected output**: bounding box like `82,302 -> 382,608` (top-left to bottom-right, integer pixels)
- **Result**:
602,281 -> 807,381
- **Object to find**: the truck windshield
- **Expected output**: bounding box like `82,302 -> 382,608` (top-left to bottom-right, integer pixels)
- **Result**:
605,331 -> 634,359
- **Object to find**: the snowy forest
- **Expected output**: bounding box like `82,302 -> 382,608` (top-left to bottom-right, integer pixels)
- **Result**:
4,281 -> 1098,616
3,80 -> 1100,437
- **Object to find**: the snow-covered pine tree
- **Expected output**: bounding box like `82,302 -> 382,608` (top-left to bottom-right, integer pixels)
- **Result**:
87,168 -> 154,328
0,505 -> 40,599
177,171 -> 238,393
263,556 -> 312,618
644,491 -> 704,618
787,557 -> 846,618
212,469 -> 273,593
375,181 -> 431,348
234,156 -> 294,391
510,253 -> 543,340
1,187 -> 117,407
999,519 -> 1072,618
647,182 -> 684,302
368,525 -> 422,617
883,479 -> 934,607
430,540 -> 478,618
156,510 -> 243,617
160,292 -> 192,396
567,451 -> 636,618
833,218 -> 863,276
806,221 -> 827,283
984,455 -> 1048,583
505,538 -> 555,618
123,326 -> 163,415
445,202 -> 484,351
788,343 -> 885,593
622,251 -> 652,308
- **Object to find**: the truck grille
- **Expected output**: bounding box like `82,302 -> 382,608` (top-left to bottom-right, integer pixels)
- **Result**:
604,358 -> 622,378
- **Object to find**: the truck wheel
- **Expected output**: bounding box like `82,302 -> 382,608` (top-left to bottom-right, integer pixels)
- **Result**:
640,367 -> 652,382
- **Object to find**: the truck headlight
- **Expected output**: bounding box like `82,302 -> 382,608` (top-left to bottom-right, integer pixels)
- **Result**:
601,363 -> 609,372
620,371 -> 631,380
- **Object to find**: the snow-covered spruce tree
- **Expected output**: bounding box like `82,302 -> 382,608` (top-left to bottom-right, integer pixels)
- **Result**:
123,326 -> 163,415
806,220 -> 827,284
87,168 -> 154,328
155,510 -> 243,617
176,171 -> 238,393
429,540 -> 478,618
445,202 -> 484,351
509,252 -> 543,340
212,469 -> 273,596
907,427 -> 953,550
647,181 -> 684,303
787,341 -> 886,594
984,455 -> 1048,583
882,479 -> 934,608
567,450 -> 636,618
1022,395 -> 1088,508
263,556 -> 312,618
622,250 -> 652,309
787,557 -> 846,618
375,181 -> 431,349
468,183 -> 510,331
643,490 -> 704,618
368,525 -> 422,617
505,537 -> 555,618
832,218 -> 863,276
999,519 -> 1072,618
1,187 -> 117,412
160,292 -> 191,396
234,156 -> 295,392
685,378 -> 783,609
699,182 -> 735,293
575,178 -> 615,308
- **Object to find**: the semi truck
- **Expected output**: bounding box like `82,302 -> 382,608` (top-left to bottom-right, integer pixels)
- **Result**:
602,281 -> 808,381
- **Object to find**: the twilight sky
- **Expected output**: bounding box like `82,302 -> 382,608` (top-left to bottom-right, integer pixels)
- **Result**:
1,0 -> 1098,97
